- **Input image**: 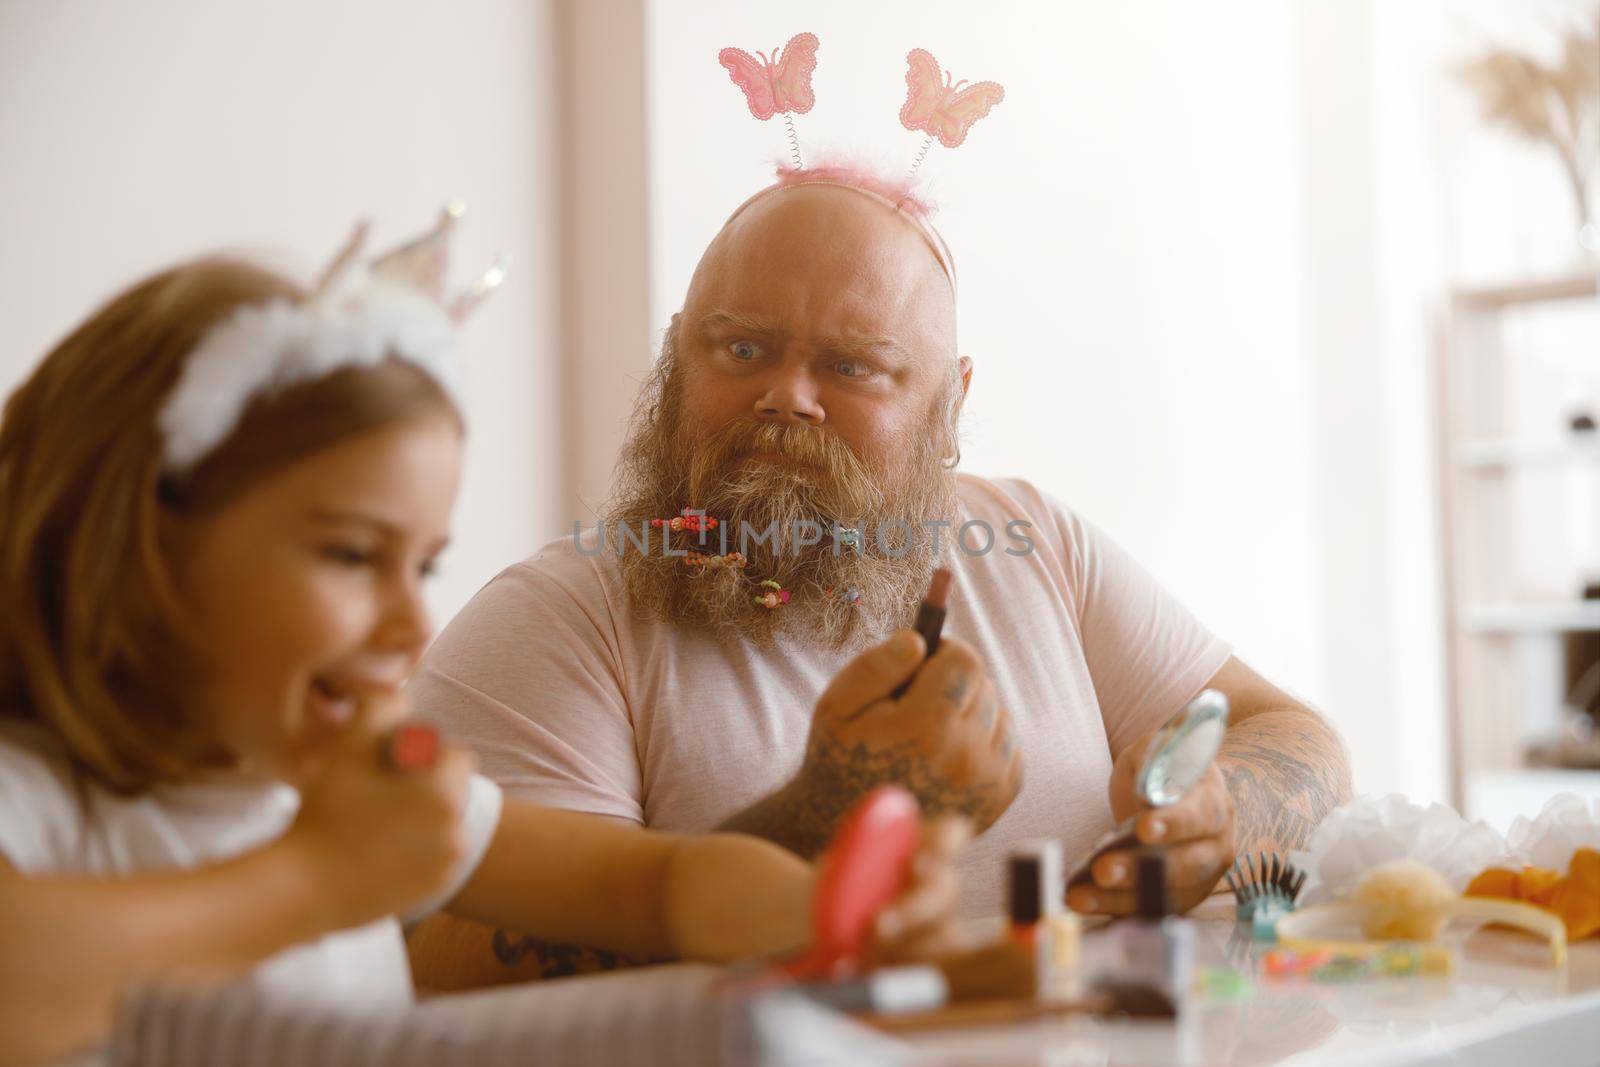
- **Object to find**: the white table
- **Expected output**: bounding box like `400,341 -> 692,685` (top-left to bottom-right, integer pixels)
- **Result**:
418,900 -> 1600,1067
900,900 -> 1600,1067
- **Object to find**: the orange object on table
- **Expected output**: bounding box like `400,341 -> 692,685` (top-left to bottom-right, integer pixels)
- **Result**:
1466,847 -> 1600,941
1551,849 -> 1600,941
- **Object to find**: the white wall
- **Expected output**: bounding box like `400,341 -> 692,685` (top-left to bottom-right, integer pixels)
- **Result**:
0,0 -> 564,628
1369,1 -> 1453,804
558,0 -> 655,520
13,0 -> 1576,805
1297,0 -> 1401,799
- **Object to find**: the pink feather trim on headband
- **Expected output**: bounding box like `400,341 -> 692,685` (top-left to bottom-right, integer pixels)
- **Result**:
771,162 -> 937,219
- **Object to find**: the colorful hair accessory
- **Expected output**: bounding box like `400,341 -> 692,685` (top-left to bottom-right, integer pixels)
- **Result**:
718,32 -> 820,168
158,204 -> 506,476
825,585 -> 862,607
1261,942 -> 1452,981
899,49 -> 1005,181
756,579 -> 792,609
683,508 -> 719,532
684,549 -> 745,572
835,526 -> 862,551
651,510 -> 719,532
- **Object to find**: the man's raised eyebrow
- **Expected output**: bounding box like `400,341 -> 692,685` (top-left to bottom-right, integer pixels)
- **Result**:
698,309 -> 780,335
819,336 -> 912,362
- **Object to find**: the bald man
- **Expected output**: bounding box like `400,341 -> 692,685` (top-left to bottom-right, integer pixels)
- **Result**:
406,169 -> 1351,985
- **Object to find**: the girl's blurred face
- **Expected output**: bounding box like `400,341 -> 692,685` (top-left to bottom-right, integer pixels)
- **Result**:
174,416 -> 463,780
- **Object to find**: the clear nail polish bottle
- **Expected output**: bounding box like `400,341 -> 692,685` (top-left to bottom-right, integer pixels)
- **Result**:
1102,849 -> 1194,1016
1008,840 -> 1082,1000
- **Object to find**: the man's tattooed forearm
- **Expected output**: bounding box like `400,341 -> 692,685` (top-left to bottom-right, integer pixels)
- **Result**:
1218,710 -> 1352,855
489,930 -> 634,978
718,734 -> 998,859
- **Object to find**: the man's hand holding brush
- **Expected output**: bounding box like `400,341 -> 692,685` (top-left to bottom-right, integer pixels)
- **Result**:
730,570 -> 1023,858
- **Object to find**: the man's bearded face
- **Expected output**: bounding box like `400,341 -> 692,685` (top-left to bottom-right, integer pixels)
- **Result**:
607,183 -> 967,648
607,328 -> 961,649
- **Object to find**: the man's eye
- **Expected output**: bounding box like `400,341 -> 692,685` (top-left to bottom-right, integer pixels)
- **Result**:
728,340 -> 761,362
834,360 -> 875,380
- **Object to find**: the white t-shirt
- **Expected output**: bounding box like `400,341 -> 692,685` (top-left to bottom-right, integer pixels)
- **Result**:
410,475 -> 1230,916
0,720 -> 502,1024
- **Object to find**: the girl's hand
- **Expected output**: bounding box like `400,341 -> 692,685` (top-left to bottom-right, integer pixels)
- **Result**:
865,815 -> 971,965
281,694 -> 475,932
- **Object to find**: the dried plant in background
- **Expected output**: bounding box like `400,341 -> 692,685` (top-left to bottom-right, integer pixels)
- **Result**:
1455,8 -> 1600,233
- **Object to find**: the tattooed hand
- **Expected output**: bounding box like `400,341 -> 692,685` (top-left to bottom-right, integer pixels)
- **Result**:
1067,658 -> 1353,917
719,630 -> 1023,859
1068,740 -> 1236,916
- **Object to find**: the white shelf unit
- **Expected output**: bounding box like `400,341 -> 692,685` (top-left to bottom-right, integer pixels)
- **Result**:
1458,437 -> 1600,469
1435,269 -> 1600,827
1463,600 -> 1600,633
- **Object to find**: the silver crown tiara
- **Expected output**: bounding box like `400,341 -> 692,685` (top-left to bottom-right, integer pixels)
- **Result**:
159,204 -> 507,475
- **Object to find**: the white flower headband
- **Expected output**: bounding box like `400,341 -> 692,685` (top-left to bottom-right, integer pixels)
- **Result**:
158,203 -> 507,475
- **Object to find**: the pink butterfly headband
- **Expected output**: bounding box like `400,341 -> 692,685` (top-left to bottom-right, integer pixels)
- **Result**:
717,35 -> 1003,293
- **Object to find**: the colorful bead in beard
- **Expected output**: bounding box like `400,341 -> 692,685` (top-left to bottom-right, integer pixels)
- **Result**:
755,579 -> 793,610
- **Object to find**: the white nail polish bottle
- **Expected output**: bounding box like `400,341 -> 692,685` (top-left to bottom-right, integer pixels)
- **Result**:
1101,850 -> 1194,1016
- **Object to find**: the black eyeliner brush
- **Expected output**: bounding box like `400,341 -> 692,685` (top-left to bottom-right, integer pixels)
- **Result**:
890,568 -> 953,700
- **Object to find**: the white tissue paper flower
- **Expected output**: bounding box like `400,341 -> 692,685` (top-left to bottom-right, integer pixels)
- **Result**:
1497,794 -> 1600,871
1290,794 -> 1507,903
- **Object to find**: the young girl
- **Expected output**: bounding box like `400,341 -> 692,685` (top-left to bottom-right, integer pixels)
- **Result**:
0,212 -> 965,1065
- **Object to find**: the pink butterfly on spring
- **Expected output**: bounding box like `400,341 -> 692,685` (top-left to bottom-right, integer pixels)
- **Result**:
898,48 -> 1004,149
718,32 -> 820,121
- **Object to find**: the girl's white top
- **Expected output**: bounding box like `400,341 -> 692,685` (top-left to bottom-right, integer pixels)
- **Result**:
0,719 -> 501,1060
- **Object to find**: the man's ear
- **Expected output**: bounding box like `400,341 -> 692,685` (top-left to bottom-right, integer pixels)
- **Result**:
958,355 -> 973,400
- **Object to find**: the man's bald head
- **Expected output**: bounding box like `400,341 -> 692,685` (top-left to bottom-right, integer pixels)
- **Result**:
686,183 -> 958,369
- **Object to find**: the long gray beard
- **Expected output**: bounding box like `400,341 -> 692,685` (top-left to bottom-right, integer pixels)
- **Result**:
605,338 -> 960,650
